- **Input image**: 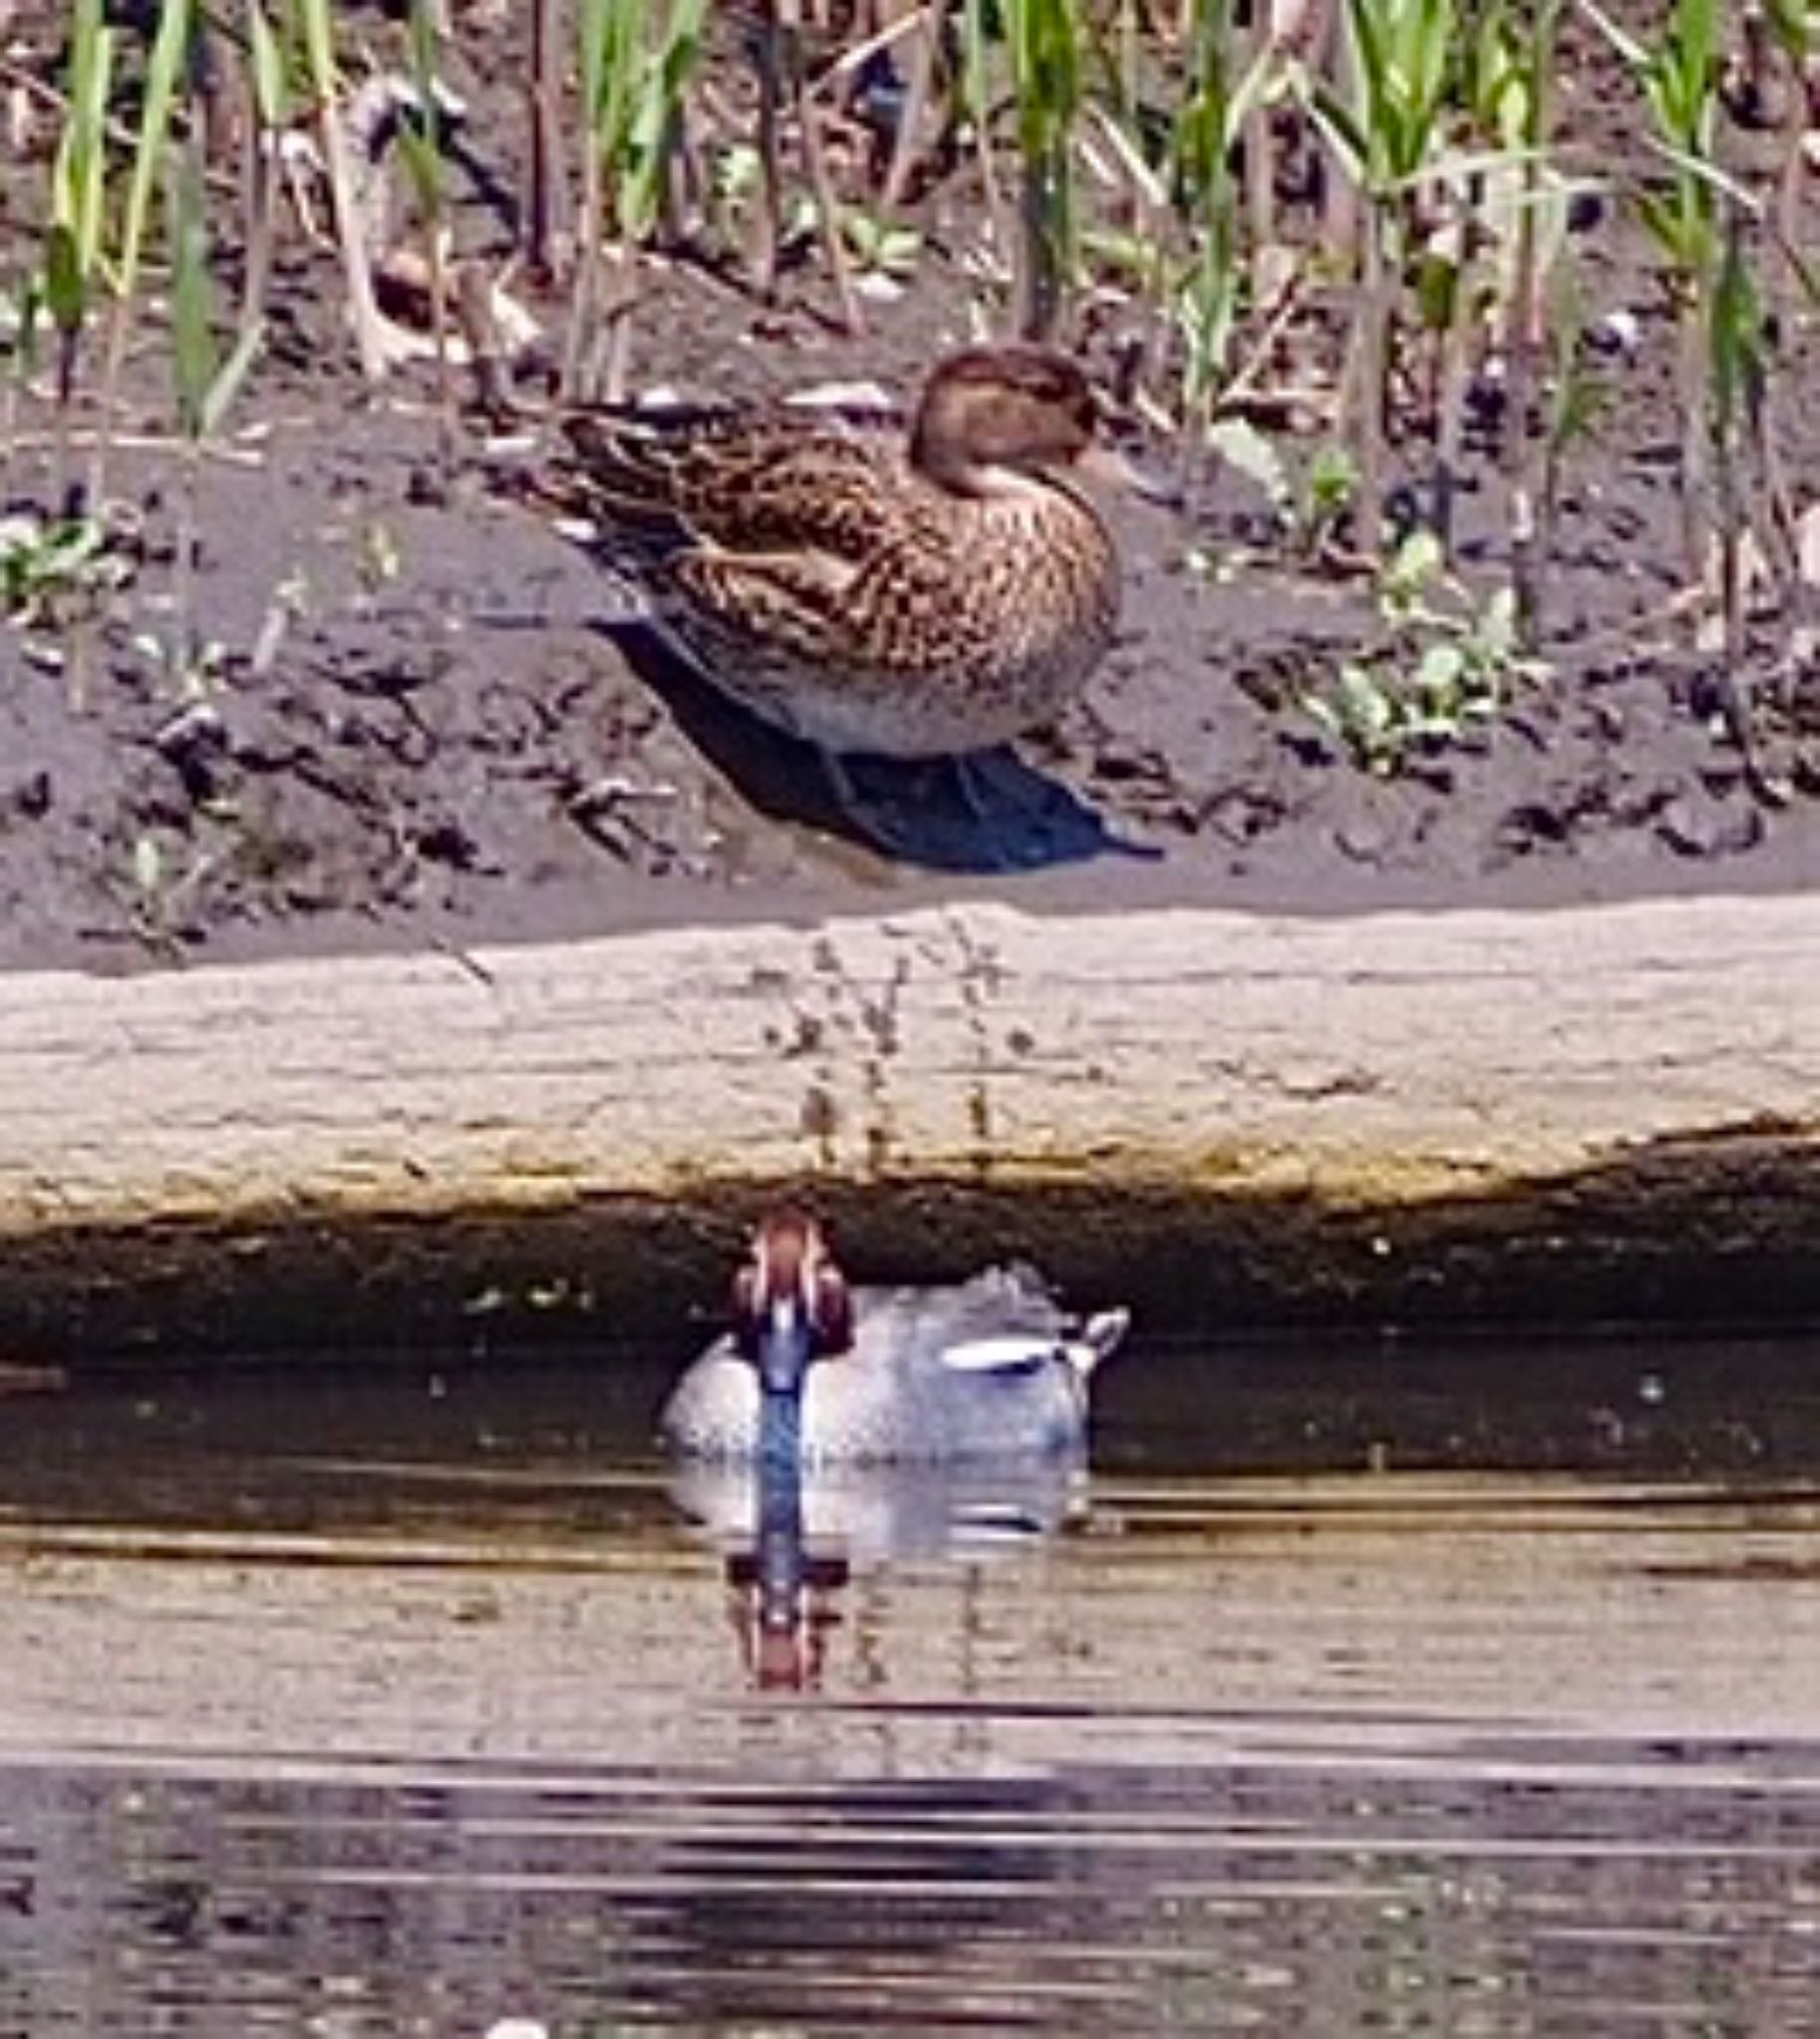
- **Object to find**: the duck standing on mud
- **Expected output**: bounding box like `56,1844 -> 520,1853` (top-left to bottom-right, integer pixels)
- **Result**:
661,1210 -> 1130,1466
557,344 -> 1136,777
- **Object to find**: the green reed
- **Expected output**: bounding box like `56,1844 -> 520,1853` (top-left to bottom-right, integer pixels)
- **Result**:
1003,0 -> 1084,340
167,133 -> 260,680
399,0 -> 456,459
566,0 -> 707,401
1307,0 -> 1458,554
1169,0 -> 1272,421
96,0 -> 196,457
239,0 -> 294,336
45,0 -> 113,503
4,0 -> 1788,687
1587,0 -> 1772,642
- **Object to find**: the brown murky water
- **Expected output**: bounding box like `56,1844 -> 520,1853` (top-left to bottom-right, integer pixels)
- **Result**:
2,1337 -> 1820,2036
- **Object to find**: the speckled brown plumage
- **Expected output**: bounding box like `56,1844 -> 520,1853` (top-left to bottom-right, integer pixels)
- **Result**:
559,344 -> 1126,761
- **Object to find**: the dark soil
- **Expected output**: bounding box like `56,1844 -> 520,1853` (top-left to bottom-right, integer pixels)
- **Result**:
2,6 -> 1816,975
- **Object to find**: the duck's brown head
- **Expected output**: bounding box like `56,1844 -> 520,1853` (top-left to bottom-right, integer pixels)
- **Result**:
909,344 -> 1130,499
732,1208 -> 854,1395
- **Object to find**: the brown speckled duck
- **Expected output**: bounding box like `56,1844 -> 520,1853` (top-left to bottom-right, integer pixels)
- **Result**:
560,344 -> 1133,763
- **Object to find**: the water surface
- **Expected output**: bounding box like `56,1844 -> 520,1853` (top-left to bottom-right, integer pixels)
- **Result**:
2,1334 -> 1819,2035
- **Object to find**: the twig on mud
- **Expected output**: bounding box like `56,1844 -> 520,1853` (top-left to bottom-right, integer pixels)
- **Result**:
1211,267 -> 1306,421
431,937 -> 498,987
8,430 -> 267,467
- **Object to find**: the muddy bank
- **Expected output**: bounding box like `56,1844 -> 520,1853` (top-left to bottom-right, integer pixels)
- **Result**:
1,1 -> 1817,971
0,893 -> 1814,1357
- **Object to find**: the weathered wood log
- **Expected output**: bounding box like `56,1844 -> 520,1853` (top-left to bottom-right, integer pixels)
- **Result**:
0,892 -> 1815,1354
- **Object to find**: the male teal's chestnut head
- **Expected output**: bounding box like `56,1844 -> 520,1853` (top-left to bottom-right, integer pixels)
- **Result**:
731,1208 -> 853,1398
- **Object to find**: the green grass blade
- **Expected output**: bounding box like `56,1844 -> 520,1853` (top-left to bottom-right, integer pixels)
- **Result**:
247,0 -> 289,127
53,0 -> 113,285
168,148 -> 216,440
199,319 -> 265,441
116,0 -> 195,307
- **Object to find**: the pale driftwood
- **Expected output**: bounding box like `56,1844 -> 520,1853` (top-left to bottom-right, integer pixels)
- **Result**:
0,891 -> 1816,1349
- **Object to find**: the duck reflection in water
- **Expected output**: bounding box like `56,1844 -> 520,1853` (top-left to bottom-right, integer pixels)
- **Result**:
663,1209 -> 1131,1690
724,1456 -> 849,1692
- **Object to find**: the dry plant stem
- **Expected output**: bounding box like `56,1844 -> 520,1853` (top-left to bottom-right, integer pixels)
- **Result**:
52,332 -> 79,516
1503,162 -> 1543,642
9,429 -> 264,466
174,438 -> 201,676
192,14 -> 235,169
879,6 -> 937,212
796,68 -> 863,331
454,261 -> 514,413
1245,93 -> 1277,256
1675,294 -> 1706,583
1348,218 -> 1389,557
747,8 -> 786,297
562,122 -> 603,399
1754,387 -> 1806,622
426,229 -> 455,477
317,100 -> 393,382
238,94 -> 277,332
584,248 -> 641,405
1018,155 -> 1066,341
1214,266 -> 1303,415
972,101 -> 1015,280
528,0 -> 569,279
1432,287 -> 1471,554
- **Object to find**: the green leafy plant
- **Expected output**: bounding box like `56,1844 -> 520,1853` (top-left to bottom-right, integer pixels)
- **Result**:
1300,530 -> 1546,772
0,509 -> 127,626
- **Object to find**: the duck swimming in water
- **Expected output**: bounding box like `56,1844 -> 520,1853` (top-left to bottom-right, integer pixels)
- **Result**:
559,343 -> 1134,766
659,1210 -> 1130,1466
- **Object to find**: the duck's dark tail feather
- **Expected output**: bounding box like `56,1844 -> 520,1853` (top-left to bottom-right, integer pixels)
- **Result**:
557,411 -> 695,548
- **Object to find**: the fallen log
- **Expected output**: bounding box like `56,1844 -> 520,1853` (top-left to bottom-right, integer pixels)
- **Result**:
0,892 -> 1815,1354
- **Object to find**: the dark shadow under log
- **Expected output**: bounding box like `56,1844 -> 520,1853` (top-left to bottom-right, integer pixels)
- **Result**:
0,895 -> 1814,1359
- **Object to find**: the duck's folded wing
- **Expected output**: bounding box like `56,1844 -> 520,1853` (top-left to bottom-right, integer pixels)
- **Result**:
564,413 -> 903,559
668,547 -> 864,662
